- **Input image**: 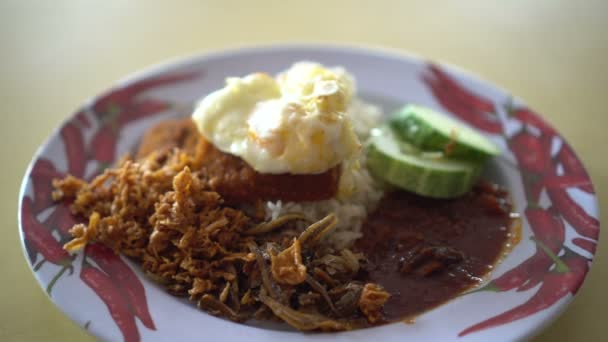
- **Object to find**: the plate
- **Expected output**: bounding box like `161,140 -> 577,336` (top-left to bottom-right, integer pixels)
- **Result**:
18,45 -> 599,342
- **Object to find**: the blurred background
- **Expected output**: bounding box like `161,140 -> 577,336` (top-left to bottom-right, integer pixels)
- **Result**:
1,1 -> 606,341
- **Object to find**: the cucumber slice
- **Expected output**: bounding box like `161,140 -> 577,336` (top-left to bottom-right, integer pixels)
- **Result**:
390,104 -> 500,161
367,128 -> 483,198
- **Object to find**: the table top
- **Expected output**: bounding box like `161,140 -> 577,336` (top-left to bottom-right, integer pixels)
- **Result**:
1,1 -> 606,341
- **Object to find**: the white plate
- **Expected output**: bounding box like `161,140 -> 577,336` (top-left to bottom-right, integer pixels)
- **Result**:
19,45 -> 600,342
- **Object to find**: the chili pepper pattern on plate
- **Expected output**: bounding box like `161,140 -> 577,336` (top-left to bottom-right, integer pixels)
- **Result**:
18,47 -> 599,341
421,63 -> 598,336
80,265 -> 141,342
19,71 -> 200,341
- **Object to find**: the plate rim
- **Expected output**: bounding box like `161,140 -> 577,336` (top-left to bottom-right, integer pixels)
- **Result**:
18,43 -> 600,342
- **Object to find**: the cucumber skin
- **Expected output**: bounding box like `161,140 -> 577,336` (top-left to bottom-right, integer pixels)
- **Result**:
389,108 -> 497,162
367,140 -> 483,199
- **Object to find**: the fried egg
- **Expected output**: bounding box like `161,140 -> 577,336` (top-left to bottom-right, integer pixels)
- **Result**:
192,62 -> 361,175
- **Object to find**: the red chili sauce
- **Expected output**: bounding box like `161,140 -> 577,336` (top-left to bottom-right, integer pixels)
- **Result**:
355,181 -> 516,321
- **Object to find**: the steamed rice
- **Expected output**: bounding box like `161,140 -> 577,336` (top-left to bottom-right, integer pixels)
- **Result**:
265,99 -> 384,249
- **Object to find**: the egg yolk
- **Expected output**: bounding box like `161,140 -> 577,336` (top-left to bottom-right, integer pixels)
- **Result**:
192,62 -> 361,175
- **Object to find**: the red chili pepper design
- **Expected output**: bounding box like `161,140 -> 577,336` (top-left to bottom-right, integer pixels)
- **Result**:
481,257 -> 538,292
427,64 -> 495,113
90,99 -> 171,166
24,238 -> 38,265
556,142 -> 594,193
526,208 -> 565,251
21,197 -> 71,265
517,208 -> 567,292
44,203 -> 83,238
564,252 -> 589,294
517,208 -> 566,291
117,99 -> 170,127
30,158 -> 64,213
60,122 -> 87,178
86,244 -> 156,330
93,71 -> 201,115
512,107 -> 556,135
423,76 -> 502,134
515,273 -> 543,292
80,265 -> 140,342
508,130 -> 551,204
74,110 -> 91,128
572,238 -> 596,254
557,142 -> 588,176
466,101 -> 596,335
88,71 -> 201,167
91,125 -> 118,164
422,65 -> 502,134
509,131 -> 552,174
542,174 -> 592,190
512,132 -> 599,240
533,133 -> 555,199
547,187 -> 599,240
481,207 -> 565,292
459,251 -> 588,336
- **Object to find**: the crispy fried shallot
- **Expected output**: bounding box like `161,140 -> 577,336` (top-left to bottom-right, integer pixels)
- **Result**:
53,123 -> 390,331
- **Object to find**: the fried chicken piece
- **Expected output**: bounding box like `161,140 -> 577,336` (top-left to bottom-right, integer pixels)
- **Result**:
199,139 -> 341,203
136,118 -> 341,203
136,117 -> 201,159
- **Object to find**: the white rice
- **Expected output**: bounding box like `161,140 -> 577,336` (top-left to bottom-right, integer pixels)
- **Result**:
264,99 -> 384,250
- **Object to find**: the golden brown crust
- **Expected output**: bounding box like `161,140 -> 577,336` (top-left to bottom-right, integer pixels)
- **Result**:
136,118 -> 341,203
136,117 -> 201,159
199,139 -> 341,203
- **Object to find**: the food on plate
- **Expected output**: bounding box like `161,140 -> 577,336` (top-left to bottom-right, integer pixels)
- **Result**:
389,104 -> 500,161
53,62 -> 517,331
139,119 -> 342,203
356,182 -> 514,320
191,62 -> 360,175
368,104 -> 501,198
367,127 -> 483,198
135,118 -> 200,159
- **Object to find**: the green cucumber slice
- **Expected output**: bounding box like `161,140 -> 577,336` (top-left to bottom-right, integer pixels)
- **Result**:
367,128 -> 483,198
389,104 -> 500,160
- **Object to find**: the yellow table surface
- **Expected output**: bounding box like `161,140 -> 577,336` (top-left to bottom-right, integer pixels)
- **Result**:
1,1 -> 606,341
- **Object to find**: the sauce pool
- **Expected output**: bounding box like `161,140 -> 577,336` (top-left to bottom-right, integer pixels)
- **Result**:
355,182 -> 517,321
